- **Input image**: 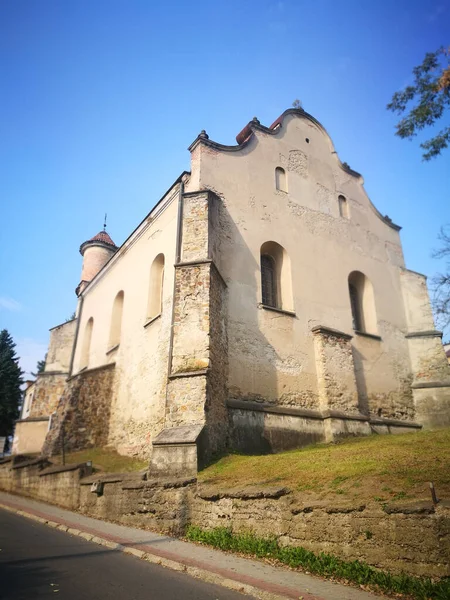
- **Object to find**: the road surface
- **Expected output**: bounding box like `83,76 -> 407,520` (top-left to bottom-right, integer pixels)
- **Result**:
0,508 -> 254,600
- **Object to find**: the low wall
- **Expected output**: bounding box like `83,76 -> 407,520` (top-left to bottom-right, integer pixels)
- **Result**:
1,457 -> 449,579
0,456 -> 92,509
192,487 -> 450,579
228,400 -> 422,453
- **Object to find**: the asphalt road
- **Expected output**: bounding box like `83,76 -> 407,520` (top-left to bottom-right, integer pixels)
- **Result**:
0,509 -> 254,600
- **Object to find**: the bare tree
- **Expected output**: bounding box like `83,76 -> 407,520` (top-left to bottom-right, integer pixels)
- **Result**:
432,226 -> 450,330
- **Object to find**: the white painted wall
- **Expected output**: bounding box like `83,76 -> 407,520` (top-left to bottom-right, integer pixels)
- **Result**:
72,184 -> 180,456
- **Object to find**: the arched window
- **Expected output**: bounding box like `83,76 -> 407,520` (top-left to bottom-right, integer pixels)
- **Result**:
109,291 -> 124,349
147,254 -> 165,320
348,282 -> 361,330
348,271 -> 377,334
338,195 -> 349,218
261,254 -> 277,308
80,317 -> 93,369
275,167 -> 287,193
260,241 -> 293,311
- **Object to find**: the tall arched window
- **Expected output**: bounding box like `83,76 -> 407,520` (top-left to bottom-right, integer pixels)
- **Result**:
275,167 -> 287,192
80,317 -> 93,369
109,291 -> 124,349
348,271 -> 377,334
147,254 -> 165,320
260,241 -> 293,311
348,282 -> 361,330
338,194 -> 349,218
261,254 -> 277,308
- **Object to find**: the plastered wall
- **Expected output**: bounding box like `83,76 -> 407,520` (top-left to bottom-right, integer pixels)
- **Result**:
45,319 -> 77,373
72,185 -> 180,457
12,420 -> 49,455
191,113 -> 416,421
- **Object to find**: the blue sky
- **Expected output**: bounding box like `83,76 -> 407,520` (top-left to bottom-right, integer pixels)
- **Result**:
1,0 -> 449,375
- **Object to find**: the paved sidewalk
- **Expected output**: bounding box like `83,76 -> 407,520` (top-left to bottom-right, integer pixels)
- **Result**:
0,491 -> 380,600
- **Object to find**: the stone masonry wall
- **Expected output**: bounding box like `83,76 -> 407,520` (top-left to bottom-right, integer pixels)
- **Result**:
163,189 -> 229,460
165,375 -> 207,428
29,373 -> 68,418
1,459 -> 449,580
170,264 -> 210,375
312,327 -> 360,414
191,487 -> 450,579
204,264 -> 229,458
0,457 -> 91,509
180,192 -> 209,262
42,364 -> 116,456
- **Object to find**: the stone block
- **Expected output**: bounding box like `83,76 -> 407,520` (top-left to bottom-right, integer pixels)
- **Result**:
149,424 -> 204,478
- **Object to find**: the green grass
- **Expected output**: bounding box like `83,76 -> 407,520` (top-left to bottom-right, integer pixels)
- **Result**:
199,429 -> 450,503
186,526 -> 450,600
52,447 -> 147,473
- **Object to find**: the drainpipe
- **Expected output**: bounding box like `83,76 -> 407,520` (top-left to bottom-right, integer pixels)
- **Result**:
166,179 -> 184,392
68,295 -> 84,378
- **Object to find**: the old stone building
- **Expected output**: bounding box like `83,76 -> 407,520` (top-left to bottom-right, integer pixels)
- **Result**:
14,108 -> 450,475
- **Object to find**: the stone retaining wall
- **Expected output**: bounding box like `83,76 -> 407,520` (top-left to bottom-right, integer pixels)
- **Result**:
0,457 -> 92,509
1,457 -> 449,579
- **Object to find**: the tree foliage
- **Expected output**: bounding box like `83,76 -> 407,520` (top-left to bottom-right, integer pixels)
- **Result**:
35,356 -> 46,375
0,330 -> 23,438
432,226 -> 450,331
387,47 -> 450,160
32,353 -> 47,377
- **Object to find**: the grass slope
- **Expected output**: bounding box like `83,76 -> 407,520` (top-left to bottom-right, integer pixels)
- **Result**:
53,447 -> 147,473
199,429 -> 450,504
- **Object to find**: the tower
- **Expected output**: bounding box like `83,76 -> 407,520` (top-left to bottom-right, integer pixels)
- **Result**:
76,228 -> 117,296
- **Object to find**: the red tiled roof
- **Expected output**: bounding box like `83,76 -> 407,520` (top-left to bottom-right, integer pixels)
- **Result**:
88,230 -> 117,247
79,230 -> 117,255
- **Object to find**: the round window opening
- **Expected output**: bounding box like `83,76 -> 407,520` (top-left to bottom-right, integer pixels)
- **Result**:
305,138 -> 310,143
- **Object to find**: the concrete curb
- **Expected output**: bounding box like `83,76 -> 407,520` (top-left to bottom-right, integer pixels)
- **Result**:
0,501 -> 313,600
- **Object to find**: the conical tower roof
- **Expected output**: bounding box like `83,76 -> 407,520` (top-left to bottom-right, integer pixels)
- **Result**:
79,230 -> 117,255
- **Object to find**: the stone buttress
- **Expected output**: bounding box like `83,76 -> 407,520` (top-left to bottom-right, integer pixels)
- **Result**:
312,326 -> 371,441
149,190 -> 228,477
400,269 -> 450,428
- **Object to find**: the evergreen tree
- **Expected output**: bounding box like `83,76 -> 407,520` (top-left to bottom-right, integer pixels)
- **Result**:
0,330 -> 23,439
32,354 -> 47,377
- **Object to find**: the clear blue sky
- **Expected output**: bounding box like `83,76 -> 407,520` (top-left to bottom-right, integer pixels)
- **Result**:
1,0 -> 449,375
